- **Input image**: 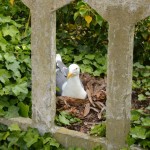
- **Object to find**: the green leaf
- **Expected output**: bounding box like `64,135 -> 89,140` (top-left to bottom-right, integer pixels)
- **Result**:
0,107 -> 5,117
79,8 -> 87,17
0,54 -> 3,61
12,82 -> 28,96
0,69 -> 11,84
23,128 -> 39,148
83,59 -> 91,65
7,133 -> 20,148
0,15 -> 12,23
126,135 -> 136,146
81,65 -> 93,73
8,124 -> 21,131
49,138 -> 60,148
138,94 -> 146,101
0,33 -> 8,51
85,54 -> 95,60
42,137 -> 51,145
18,102 -> 29,117
2,131 -> 10,140
74,55 -> 83,62
3,84 -> 13,95
5,106 -> 19,118
74,12 -> 80,20
2,25 -> 19,38
133,62 -> 145,69
0,15 -> 22,28
93,70 -> 100,76
131,110 -> 141,123
133,71 -> 139,78
76,1 -> 85,9
130,126 -> 146,139
96,15 -> 103,26
140,140 -> 150,149
0,124 -> 8,132
90,123 -> 106,137
58,114 -> 70,125
145,91 -> 150,96
141,117 -> 150,127
6,60 -> 21,77
95,56 -> 106,65
142,72 -> 150,77
4,53 -> 16,63
0,98 -> 10,108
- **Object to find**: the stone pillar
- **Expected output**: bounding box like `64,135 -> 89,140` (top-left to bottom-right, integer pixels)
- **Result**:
19,0 -> 150,148
21,0 -> 73,131
106,22 -> 134,150
86,0 -> 150,149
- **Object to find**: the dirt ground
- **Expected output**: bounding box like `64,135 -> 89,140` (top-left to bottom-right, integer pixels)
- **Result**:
56,73 -> 150,134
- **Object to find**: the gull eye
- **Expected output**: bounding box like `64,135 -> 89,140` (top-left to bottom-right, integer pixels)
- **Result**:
75,68 -> 78,70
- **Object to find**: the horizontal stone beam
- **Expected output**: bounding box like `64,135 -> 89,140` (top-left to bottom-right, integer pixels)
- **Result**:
86,0 -> 150,23
53,127 -> 107,150
21,0 -> 74,12
0,117 -> 32,130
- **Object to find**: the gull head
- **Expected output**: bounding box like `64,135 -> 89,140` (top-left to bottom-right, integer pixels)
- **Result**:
56,54 -> 62,62
67,64 -> 80,78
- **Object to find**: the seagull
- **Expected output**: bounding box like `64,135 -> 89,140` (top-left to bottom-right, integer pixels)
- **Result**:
56,54 -> 68,96
62,64 -> 87,99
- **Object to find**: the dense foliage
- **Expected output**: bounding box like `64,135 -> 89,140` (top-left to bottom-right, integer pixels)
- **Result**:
0,123 -> 103,150
0,0 -> 31,118
0,0 -> 150,149
0,123 -> 65,150
128,109 -> 150,149
57,0 -> 108,76
90,109 -> 150,149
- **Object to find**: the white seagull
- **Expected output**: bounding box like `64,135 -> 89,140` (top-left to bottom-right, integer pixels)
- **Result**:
62,64 -> 87,99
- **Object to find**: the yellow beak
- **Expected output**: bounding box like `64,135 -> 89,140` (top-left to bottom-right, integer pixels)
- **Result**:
67,72 -> 73,79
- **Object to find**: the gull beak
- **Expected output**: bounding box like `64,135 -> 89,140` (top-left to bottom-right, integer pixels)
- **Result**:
67,72 -> 73,79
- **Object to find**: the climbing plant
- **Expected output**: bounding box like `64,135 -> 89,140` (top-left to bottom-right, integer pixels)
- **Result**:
0,0 -> 149,149
0,0 -> 31,118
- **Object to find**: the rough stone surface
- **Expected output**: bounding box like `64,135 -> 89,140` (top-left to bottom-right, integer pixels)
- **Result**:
105,23 -> 134,149
21,0 -> 74,11
86,0 -> 150,23
86,0 -> 150,149
20,0 -> 75,131
0,118 -> 32,130
53,127 -> 107,150
0,0 -> 150,149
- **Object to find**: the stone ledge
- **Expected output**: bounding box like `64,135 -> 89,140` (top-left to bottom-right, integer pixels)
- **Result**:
0,118 -> 144,150
53,127 -> 144,150
53,127 -> 107,150
0,117 -> 32,130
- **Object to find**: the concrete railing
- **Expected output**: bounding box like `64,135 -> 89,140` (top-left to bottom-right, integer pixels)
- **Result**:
0,0 -> 150,149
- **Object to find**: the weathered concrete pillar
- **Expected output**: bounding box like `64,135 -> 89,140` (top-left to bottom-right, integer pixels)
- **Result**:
86,0 -> 150,149
21,0 -> 73,131
106,22 -> 134,150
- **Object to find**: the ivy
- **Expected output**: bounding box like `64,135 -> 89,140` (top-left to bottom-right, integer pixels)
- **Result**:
55,111 -> 82,126
90,110 -> 150,149
0,1 -> 31,118
0,123 -> 65,150
0,0 -> 150,149
90,122 -> 106,137
127,110 -> 150,149
133,63 -> 150,101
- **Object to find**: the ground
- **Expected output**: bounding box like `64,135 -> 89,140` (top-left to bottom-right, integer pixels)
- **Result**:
56,73 -> 150,134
